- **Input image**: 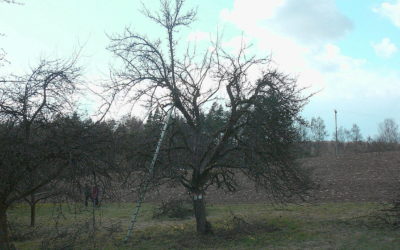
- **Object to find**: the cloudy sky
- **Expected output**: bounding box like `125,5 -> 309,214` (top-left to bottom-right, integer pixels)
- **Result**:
1,0 -> 399,138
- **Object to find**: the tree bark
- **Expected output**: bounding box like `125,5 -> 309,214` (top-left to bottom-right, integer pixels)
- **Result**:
0,205 -> 12,250
29,196 -> 36,227
192,194 -> 212,235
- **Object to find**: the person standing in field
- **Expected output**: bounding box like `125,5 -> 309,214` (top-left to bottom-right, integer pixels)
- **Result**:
92,185 -> 99,206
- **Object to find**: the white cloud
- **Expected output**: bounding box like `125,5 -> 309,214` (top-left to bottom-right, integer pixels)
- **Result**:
187,31 -> 210,42
310,44 -> 400,100
372,38 -> 398,58
221,0 -> 352,45
273,0 -> 353,43
313,44 -> 366,72
218,0 -> 400,103
374,0 -> 400,27
220,0 -> 285,29
321,64 -> 400,100
218,0 -> 352,91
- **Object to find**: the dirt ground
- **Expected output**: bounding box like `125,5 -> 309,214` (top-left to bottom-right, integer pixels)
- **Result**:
141,151 -> 400,204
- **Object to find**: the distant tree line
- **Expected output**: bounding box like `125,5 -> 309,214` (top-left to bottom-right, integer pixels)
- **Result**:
297,116 -> 400,156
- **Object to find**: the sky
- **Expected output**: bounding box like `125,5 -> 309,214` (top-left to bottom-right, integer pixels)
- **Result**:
0,0 -> 400,138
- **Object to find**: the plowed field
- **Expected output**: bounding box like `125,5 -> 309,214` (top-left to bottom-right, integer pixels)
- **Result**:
143,151 -> 400,203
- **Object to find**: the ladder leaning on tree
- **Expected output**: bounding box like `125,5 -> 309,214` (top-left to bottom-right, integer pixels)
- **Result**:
124,106 -> 174,243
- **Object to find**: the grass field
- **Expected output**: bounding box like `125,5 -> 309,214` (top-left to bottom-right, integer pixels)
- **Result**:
7,201 -> 400,249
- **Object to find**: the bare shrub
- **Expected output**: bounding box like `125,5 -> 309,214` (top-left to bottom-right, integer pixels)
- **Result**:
153,198 -> 193,219
218,211 -> 279,239
8,221 -> 37,242
39,219 -> 93,250
376,199 -> 400,229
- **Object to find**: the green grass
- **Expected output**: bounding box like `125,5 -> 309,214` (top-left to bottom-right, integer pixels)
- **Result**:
7,202 -> 400,249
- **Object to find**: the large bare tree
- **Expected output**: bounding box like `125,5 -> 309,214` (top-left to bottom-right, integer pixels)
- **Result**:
108,0 -> 313,235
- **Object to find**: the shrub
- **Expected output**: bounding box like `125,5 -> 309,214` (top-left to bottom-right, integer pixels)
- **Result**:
152,199 -> 193,219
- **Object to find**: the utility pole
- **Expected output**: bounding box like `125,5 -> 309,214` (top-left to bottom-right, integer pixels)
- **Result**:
334,109 -> 338,156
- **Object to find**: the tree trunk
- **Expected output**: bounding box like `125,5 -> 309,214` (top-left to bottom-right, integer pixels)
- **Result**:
192,194 -> 212,235
0,205 -> 12,250
30,200 -> 36,227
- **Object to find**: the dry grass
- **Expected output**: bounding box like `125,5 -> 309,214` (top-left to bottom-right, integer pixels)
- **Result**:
7,201 -> 400,249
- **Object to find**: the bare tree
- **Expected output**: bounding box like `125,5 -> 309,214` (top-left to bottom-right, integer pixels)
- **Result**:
349,123 -> 363,142
0,58 -> 80,249
334,126 -> 350,143
309,117 -> 327,155
310,117 -> 327,142
377,118 -> 399,143
107,0 -> 313,235
0,46 -> 6,68
376,118 -> 399,151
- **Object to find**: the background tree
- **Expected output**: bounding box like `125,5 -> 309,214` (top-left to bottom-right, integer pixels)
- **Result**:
294,121 -> 313,157
0,48 -> 6,68
332,126 -> 348,154
310,117 -> 327,142
108,0 -> 313,235
0,58 -> 80,249
53,114 -> 118,201
349,124 -> 363,142
348,123 -> 363,152
376,118 -> 399,150
377,118 -> 399,144
296,122 -> 309,142
113,115 -> 157,189
336,126 -> 349,143
310,116 -> 327,155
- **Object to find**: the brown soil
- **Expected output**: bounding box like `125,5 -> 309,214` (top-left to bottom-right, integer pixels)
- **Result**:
306,151 -> 400,202
140,151 -> 400,204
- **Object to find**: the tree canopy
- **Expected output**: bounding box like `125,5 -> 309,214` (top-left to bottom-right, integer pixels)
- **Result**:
107,0 -> 313,234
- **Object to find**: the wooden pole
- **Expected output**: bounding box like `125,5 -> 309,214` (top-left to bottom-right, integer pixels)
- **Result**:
335,109 -> 338,156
